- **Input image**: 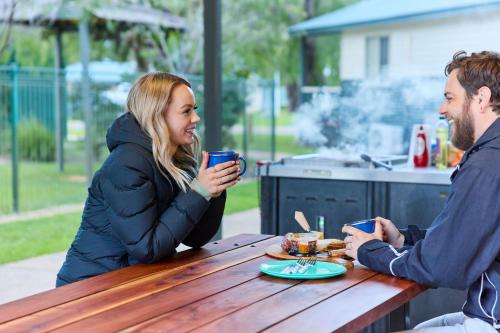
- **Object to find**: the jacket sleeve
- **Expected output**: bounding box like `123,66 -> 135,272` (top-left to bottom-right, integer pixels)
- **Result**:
400,225 -> 427,246
182,191 -> 226,248
358,164 -> 500,289
100,148 -> 212,264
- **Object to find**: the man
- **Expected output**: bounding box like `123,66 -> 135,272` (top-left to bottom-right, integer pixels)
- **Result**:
343,51 -> 500,333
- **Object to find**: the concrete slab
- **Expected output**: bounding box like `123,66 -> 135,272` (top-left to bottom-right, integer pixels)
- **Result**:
0,208 -> 262,305
0,204 -> 83,224
222,208 -> 261,238
0,252 -> 66,304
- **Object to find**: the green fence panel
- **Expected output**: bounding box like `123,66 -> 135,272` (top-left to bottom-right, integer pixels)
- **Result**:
0,66 -> 275,215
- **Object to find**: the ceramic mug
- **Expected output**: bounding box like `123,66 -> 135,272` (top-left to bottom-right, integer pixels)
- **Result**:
207,151 -> 247,176
346,219 -> 375,233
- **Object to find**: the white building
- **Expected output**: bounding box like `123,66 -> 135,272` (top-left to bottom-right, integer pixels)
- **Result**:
289,0 -> 500,156
290,0 -> 500,81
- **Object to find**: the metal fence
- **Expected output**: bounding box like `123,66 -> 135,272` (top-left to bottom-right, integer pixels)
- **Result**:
0,64 -> 278,215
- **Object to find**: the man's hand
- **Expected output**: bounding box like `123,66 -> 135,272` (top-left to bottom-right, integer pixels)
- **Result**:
375,216 -> 404,248
196,151 -> 240,198
342,221 -> 383,260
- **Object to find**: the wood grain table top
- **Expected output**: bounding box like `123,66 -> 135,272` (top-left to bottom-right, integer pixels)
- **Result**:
0,234 -> 427,333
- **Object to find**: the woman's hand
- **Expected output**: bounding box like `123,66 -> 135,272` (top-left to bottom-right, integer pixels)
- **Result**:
196,151 -> 240,198
375,216 -> 404,248
342,221 -> 383,260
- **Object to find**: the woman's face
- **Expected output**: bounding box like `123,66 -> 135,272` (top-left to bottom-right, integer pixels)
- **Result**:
165,84 -> 200,149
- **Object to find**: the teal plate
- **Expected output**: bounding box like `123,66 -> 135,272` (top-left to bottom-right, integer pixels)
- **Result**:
259,260 -> 347,280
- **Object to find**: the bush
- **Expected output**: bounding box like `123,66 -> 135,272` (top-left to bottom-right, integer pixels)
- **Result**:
92,96 -> 123,161
0,126 -> 11,155
222,85 -> 246,148
18,119 -> 55,161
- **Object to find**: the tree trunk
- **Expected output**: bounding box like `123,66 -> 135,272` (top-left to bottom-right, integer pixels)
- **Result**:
301,0 -> 318,86
0,0 -> 15,58
287,82 -> 299,112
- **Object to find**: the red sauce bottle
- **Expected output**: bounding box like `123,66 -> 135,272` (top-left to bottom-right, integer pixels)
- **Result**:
413,125 -> 429,167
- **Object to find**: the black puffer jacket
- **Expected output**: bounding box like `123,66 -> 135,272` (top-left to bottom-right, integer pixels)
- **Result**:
56,112 -> 225,286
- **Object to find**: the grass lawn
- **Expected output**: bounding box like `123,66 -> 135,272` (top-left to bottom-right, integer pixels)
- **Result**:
0,180 -> 259,264
251,108 -> 294,127
0,212 -> 81,264
234,133 -> 316,156
225,179 -> 258,215
0,161 -> 88,214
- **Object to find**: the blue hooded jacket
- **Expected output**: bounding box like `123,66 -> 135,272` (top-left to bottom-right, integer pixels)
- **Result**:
56,112 -> 225,286
359,118 -> 500,330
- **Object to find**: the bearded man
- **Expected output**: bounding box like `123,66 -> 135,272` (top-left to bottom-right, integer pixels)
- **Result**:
343,51 -> 500,333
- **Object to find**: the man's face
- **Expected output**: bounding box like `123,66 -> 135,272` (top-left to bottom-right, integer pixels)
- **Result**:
439,69 -> 475,151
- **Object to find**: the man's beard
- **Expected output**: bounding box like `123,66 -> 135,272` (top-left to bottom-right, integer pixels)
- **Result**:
451,100 -> 475,151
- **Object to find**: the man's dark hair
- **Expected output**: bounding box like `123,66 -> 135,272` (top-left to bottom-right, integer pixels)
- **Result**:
445,51 -> 500,114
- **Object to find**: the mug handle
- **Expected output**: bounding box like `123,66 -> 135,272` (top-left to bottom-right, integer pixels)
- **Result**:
237,156 -> 247,176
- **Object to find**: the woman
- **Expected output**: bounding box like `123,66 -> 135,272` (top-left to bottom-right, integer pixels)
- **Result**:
56,72 -> 240,286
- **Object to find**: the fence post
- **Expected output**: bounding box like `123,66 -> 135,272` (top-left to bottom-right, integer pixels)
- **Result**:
242,82 -> 248,163
10,54 -> 19,213
79,19 -> 93,185
270,74 -> 278,161
54,28 -> 64,172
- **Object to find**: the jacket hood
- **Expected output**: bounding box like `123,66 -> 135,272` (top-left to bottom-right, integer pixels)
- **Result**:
106,112 -> 152,153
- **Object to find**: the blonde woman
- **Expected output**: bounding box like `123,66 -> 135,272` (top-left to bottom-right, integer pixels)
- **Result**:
56,72 -> 240,286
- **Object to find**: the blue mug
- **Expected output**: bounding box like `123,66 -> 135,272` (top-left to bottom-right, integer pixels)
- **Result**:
207,151 -> 247,176
346,219 -> 375,233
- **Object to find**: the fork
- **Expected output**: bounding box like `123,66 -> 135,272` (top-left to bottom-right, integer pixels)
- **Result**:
297,257 -> 317,274
291,258 -> 308,274
281,258 -> 307,274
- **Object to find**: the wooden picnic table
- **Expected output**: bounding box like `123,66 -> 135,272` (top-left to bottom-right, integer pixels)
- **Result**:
0,234 -> 427,332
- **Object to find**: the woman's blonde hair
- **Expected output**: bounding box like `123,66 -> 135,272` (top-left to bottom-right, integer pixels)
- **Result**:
126,72 -> 200,192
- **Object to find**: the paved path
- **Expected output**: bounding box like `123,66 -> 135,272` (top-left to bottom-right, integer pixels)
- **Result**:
0,208 -> 261,305
0,204 -> 84,224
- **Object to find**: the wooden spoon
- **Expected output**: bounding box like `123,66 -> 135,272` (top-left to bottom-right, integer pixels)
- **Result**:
294,211 -> 311,232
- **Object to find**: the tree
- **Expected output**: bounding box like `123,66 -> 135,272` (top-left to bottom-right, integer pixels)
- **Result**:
302,0 -> 319,86
222,0 -> 304,83
88,0 -> 204,74
1,0 -> 359,86
222,0 -> 359,110
148,0 -> 204,74
0,0 -> 15,59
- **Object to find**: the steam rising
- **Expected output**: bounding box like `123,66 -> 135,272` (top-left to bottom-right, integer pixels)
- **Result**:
295,76 -> 444,156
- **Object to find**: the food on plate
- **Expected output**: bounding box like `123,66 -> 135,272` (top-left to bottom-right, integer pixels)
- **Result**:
316,239 -> 345,252
281,234 -> 293,252
281,232 -> 318,255
328,248 -> 347,257
311,230 -> 324,240
281,234 -> 345,256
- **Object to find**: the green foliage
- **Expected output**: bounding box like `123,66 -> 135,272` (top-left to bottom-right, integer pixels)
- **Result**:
311,1 -> 359,86
91,88 -> 124,160
18,119 -> 55,161
0,126 -> 10,155
0,26 -> 80,67
222,0 -> 359,85
1,0 -> 359,87
222,0 -> 304,84
222,81 -> 247,147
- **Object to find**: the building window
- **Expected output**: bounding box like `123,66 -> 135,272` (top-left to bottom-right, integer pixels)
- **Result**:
366,36 -> 389,78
